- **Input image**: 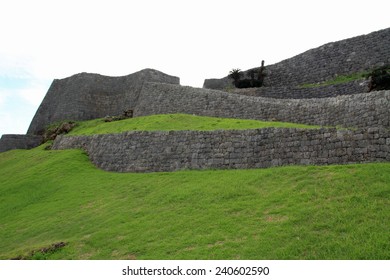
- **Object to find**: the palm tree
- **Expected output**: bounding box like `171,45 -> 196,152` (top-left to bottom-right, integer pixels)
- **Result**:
228,68 -> 242,87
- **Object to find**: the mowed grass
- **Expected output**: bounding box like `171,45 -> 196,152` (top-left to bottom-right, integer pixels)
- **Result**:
68,114 -> 319,135
0,145 -> 389,260
299,72 -> 367,88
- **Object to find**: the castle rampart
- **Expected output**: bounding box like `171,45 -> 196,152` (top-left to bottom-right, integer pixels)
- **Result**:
1,27 -> 389,166
135,83 -> 390,129
0,135 -> 43,153
27,69 -> 179,135
203,28 -> 390,90
229,80 -> 369,99
52,127 -> 390,173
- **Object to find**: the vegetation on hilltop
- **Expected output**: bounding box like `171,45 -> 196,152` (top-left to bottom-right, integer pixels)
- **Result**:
366,64 -> 390,91
228,61 -> 266,89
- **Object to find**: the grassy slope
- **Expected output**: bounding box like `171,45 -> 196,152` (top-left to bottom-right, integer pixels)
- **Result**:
299,72 -> 367,88
0,114 -> 388,259
0,145 -> 389,260
68,114 -> 319,136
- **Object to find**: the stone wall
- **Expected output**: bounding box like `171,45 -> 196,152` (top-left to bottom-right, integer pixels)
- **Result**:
0,134 -> 43,153
52,127 -> 390,173
230,80 -> 369,99
27,69 -> 180,135
135,83 -> 390,129
203,27 -> 390,90
3,27 -> 390,155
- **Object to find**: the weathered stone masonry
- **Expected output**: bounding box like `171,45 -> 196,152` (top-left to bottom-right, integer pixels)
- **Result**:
2,27 -> 390,167
0,69 -> 179,153
203,27 -> 390,90
230,80 -> 369,99
27,69 -> 180,135
0,135 -> 43,153
53,127 -> 390,173
135,84 -> 390,129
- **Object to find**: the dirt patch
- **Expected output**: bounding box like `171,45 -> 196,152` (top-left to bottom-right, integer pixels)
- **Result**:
11,242 -> 67,260
264,215 -> 289,223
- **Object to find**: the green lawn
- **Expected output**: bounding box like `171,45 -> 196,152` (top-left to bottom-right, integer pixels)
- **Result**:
299,72 -> 367,88
0,145 -> 389,260
68,114 -> 319,135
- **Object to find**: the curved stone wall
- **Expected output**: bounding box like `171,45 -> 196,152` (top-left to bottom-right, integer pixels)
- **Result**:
229,80 -> 369,99
135,83 -> 390,129
2,27 -> 390,155
52,127 -> 390,173
204,27 -> 390,90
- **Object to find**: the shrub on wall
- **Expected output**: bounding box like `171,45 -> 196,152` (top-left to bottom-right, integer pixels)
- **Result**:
228,61 -> 266,89
366,65 -> 390,91
228,69 -> 242,87
236,78 -> 263,88
43,121 -> 76,142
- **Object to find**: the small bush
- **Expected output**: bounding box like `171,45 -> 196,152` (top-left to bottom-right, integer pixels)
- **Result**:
366,65 -> 390,91
43,121 -> 76,142
236,79 -> 251,88
228,61 -> 266,89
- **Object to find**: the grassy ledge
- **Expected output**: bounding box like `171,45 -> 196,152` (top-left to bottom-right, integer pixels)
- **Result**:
299,72 -> 367,88
0,144 -> 389,259
67,114 -> 320,136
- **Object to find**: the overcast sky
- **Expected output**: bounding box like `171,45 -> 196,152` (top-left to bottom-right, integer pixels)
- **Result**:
0,0 -> 389,136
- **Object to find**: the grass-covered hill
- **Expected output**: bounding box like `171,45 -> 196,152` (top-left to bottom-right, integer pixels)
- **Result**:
0,114 -> 389,260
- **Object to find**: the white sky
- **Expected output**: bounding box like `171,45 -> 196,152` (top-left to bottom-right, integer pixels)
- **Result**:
0,0 -> 389,136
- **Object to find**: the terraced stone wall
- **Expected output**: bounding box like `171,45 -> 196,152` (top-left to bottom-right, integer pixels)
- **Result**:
52,127 -> 390,172
135,83 -> 390,129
